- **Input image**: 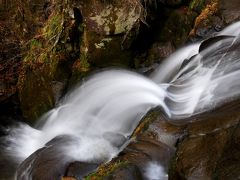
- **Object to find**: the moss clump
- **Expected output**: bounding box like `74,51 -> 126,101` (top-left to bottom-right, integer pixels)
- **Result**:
43,13 -> 63,43
18,9 -> 72,122
30,39 -> 43,49
189,0 -> 206,13
85,160 -> 129,180
189,0 -> 219,37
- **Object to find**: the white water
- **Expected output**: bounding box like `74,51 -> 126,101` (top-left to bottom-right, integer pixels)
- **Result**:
144,161 -> 168,180
2,21 -> 240,179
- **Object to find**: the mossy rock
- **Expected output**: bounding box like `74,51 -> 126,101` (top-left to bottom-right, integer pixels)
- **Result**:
17,10 -> 73,122
85,160 -> 130,180
189,0 -> 206,13
69,0 -> 144,81
18,69 -> 54,122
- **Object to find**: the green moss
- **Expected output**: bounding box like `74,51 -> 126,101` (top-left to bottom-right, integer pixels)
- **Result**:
85,160 -> 129,180
43,13 -> 63,42
189,0 -> 206,13
19,13 -> 68,121
30,39 -> 42,48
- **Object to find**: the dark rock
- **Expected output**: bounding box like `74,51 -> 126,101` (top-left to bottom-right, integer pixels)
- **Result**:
169,101 -> 240,180
16,135 -> 79,180
219,0 -> 240,24
213,124 -> 240,180
124,138 -> 175,169
195,16 -> 224,38
158,9 -> 197,47
18,70 -> 55,123
199,35 -> 235,52
51,80 -> 67,103
105,163 -> 143,180
146,41 -> 175,64
164,0 -> 182,6
65,161 -> 99,179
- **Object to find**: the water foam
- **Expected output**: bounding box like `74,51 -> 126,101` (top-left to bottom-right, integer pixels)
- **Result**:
144,161 -> 168,180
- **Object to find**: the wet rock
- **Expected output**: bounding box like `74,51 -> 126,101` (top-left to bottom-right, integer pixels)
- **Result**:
124,138 -> 175,169
145,114 -> 186,147
51,80 -> 67,103
194,16 -> 223,38
85,110 -> 177,180
219,0 -> 240,24
189,0 -> 221,40
169,101 -> 240,180
213,124 -> 240,180
65,161 -> 99,179
96,139 -> 174,180
188,0 -> 240,39
105,163 -> 143,180
16,135 -> 76,180
198,35 -> 234,52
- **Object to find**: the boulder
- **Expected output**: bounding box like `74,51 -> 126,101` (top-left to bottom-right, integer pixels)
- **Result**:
219,0 -> 240,24
169,101 -> 240,179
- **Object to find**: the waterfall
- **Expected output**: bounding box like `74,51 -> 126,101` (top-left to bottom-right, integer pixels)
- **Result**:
1,21 -> 240,179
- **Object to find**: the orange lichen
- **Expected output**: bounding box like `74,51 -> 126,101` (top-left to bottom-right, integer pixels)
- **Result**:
189,0 -> 219,37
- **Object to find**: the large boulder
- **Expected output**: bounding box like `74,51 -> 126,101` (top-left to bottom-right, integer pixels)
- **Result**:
219,0 -> 240,24
18,0 -> 145,122
169,101 -> 240,180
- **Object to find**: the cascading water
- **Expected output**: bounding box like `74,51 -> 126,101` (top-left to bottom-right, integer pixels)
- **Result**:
1,21 -> 240,179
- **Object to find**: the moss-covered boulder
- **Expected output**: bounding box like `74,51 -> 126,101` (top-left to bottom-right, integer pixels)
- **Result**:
73,0 -> 145,67
17,0 -> 147,122
17,2 -> 73,122
189,0 -> 221,39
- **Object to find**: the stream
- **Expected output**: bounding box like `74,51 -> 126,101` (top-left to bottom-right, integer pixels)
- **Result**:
1,21 -> 240,180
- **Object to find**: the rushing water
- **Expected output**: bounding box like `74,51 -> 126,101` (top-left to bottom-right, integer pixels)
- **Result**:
1,22 -> 240,179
